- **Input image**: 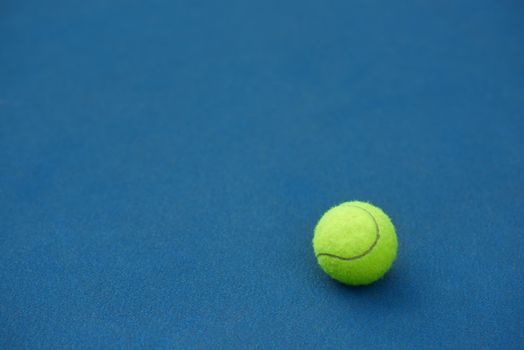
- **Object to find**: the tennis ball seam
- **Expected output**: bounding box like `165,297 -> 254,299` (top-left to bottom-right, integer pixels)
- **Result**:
315,205 -> 380,261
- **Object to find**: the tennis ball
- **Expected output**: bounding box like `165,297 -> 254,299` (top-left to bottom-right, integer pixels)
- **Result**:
313,201 -> 398,286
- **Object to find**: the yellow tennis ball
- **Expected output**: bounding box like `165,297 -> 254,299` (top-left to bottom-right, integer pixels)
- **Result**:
313,201 -> 398,286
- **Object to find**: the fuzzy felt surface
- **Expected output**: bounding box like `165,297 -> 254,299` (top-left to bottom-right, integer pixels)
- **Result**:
314,201 -> 397,285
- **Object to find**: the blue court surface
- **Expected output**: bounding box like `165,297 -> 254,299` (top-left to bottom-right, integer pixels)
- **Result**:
1,1 -> 523,349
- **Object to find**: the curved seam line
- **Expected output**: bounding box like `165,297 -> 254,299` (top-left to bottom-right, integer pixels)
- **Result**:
316,205 -> 380,261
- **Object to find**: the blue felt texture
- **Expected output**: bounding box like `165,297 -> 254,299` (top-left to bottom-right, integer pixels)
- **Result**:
1,0 -> 523,349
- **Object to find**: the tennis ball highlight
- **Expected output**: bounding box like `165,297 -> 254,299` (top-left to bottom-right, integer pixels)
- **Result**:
313,201 -> 398,286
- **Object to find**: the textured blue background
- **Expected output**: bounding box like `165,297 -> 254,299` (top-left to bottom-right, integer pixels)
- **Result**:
1,1 -> 523,349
